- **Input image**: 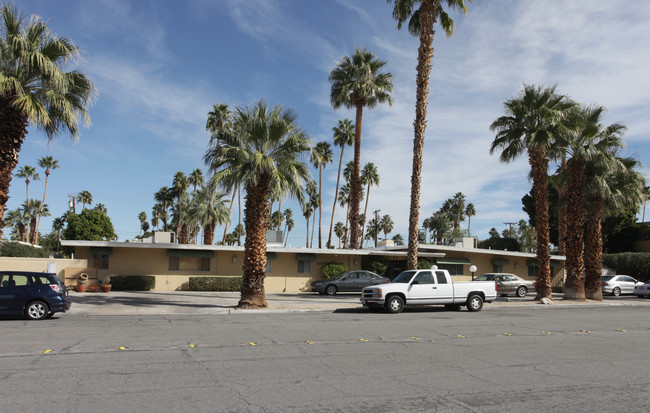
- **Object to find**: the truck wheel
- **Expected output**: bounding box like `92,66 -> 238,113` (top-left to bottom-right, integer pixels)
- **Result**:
466,295 -> 484,312
444,304 -> 461,311
385,295 -> 404,314
516,286 -> 528,297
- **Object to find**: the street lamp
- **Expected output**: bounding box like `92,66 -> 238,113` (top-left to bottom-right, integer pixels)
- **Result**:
469,265 -> 477,281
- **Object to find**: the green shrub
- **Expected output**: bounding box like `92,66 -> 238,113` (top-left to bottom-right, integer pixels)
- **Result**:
362,255 -> 388,276
0,242 -> 48,258
109,275 -> 156,291
603,252 -> 650,282
188,277 -> 242,291
321,262 -> 348,279
367,261 -> 387,276
417,259 -> 433,269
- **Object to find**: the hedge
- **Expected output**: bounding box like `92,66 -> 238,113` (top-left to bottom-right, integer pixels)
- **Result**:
188,277 -> 242,291
321,262 -> 348,279
603,252 -> 650,282
109,275 -> 156,291
0,242 -> 48,258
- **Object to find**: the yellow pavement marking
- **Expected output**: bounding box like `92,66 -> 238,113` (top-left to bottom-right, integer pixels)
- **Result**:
540,332 -> 552,335
118,346 -> 126,350
615,329 -> 626,332
503,333 -> 513,336
304,340 -> 313,344
411,337 -> 420,340
359,338 -> 368,342
248,342 -> 256,346
188,344 -> 196,348
457,335 -> 466,338
580,330 -> 591,334
42,349 -> 52,354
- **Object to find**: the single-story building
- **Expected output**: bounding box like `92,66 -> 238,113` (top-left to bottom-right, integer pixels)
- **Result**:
44,233 -> 566,292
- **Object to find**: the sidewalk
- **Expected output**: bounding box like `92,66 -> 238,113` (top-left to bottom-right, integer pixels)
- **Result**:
67,291 -> 650,316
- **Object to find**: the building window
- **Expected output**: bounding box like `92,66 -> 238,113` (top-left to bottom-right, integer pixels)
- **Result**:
298,260 -> 311,274
265,260 -> 272,273
528,265 -> 538,278
93,255 -> 109,270
493,264 -> 503,273
168,257 -> 210,271
438,264 -> 464,276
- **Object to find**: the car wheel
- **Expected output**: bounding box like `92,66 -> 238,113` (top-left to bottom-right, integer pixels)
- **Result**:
326,285 -> 337,295
612,287 -> 621,297
25,301 -> 49,320
516,286 -> 528,297
385,295 -> 404,314
466,295 -> 484,312
444,304 -> 462,311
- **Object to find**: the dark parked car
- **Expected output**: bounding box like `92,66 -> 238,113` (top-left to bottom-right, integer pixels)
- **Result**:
0,271 -> 71,320
474,273 -> 534,297
311,270 -> 389,295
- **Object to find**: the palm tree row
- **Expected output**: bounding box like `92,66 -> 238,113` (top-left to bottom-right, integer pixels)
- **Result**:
491,84 -> 645,301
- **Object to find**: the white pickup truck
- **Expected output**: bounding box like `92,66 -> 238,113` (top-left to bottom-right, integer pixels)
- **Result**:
360,268 -> 497,313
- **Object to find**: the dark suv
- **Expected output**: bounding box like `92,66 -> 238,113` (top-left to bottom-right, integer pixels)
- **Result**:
0,271 -> 72,320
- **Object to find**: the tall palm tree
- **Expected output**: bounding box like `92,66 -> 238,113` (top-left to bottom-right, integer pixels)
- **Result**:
206,103 -> 230,147
327,119 -> 355,248
359,163 -> 380,245
283,216 -> 295,247
584,155 -> 645,300
0,4 -> 95,239
559,105 -> 625,300
16,165 -> 39,205
192,181 -> 230,245
154,186 -> 174,231
188,168 -> 204,194
380,214 -> 394,241
338,183 -> 350,248
490,84 -> 575,301
173,171 -> 189,238
334,221 -> 346,248
34,156 -> 58,243
209,100 -> 311,308
5,208 -> 26,241
465,203 -> 476,236
311,141 -> 333,248
388,0 -> 470,270
329,47 -> 393,249
138,211 -> 147,235
77,190 -> 93,210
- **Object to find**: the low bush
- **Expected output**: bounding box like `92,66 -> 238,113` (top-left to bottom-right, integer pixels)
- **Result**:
603,252 -> 650,282
188,277 -> 242,291
362,256 -> 388,276
0,242 -> 48,258
109,275 -> 156,291
321,262 -> 348,279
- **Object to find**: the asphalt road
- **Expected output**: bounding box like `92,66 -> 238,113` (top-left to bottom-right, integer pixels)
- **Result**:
1,306 -> 648,412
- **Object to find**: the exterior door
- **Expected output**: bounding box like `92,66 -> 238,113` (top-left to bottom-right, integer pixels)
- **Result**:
408,271 -> 438,301
619,276 -> 638,294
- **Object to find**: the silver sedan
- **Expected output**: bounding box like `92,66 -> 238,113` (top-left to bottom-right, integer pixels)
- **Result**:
474,273 -> 535,297
601,275 -> 642,296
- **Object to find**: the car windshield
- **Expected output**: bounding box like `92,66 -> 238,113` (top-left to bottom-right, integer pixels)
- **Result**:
393,271 -> 416,283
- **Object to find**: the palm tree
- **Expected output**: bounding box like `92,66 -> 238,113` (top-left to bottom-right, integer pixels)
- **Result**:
380,214 -> 394,241
0,4 -> 95,239
34,156 -> 58,243
327,119 -> 355,248
359,163 -> 380,246
209,100 -> 311,308
334,221 -> 346,248
311,141 -> 333,248
77,190 -> 93,210
16,165 -> 39,205
206,103 -> 230,148
5,208 -> 26,241
586,156 -> 645,300
173,171 -> 189,238
192,181 -> 230,245
559,105 -> 625,300
138,211 -> 147,235
490,84 -> 575,301
338,183 -> 350,247
465,203 -> 476,236
188,168 -> 204,194
283,216 -> 295,247
388,0 -> 470,270
154,186 -> 174,231
94,204 -> 108,214
329,47 -> 393,249
392,233 -> 404,246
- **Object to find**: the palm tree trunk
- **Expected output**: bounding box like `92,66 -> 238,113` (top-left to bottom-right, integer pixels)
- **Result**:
34,171 -> 50,245
407,0 -> 436,270
239,178 -> 270,309
584,197 -> 604,300
222,189 -> 237,244
318,165 -> 322,248
305,215 -> 310,247
327,147 -> 345,248
557,156 -> 568,255
529,148 -> 553,300
203,222 -> 215,245
237,185 -> 242,246
311,209 -> 316,248
564,158 -> 586,300
360,185 -> 371,246
348,103 -> 364,249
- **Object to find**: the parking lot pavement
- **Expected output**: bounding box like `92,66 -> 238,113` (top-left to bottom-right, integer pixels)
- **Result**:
65,290 -> 650,316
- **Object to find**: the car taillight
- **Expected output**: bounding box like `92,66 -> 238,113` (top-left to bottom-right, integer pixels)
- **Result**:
50,284 -> 62,293
602,282 -> 608,286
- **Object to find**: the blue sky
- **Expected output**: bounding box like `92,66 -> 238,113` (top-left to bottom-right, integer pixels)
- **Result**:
8,0 -> 650,246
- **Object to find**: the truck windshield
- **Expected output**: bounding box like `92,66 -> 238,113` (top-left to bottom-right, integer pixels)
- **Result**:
393,271 -> 416,283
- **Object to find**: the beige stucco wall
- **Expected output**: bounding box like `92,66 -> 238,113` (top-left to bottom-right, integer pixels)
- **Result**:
0,257 -> 89,284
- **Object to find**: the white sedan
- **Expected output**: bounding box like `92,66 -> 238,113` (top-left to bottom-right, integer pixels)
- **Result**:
634,281 -> 650,298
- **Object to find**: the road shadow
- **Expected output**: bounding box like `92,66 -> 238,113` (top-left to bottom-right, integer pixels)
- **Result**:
71,294 -> 235,310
